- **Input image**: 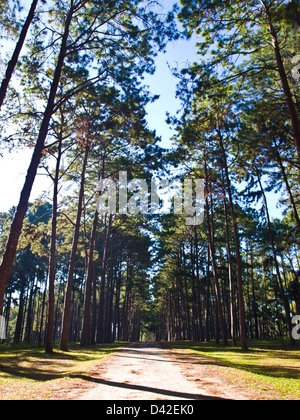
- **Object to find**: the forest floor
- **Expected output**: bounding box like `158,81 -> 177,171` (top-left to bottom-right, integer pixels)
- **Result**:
76,342 -> 256,400
0,342 -> 125,400
163,340 -> 300,400
0,340 -> 299,400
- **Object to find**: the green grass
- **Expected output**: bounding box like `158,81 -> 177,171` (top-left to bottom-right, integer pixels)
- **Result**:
0,342 -> 125,399
1,340 -> 299,400
163,340 -> 300,400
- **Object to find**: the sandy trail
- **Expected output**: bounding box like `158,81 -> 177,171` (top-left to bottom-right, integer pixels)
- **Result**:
78,342 -> 249,401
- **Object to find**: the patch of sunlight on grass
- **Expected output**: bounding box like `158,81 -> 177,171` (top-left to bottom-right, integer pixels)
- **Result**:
0,342 -> 126,399
163,340 -> 300,400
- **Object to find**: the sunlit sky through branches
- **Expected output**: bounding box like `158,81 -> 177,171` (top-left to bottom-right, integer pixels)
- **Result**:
0,0 -> 284,219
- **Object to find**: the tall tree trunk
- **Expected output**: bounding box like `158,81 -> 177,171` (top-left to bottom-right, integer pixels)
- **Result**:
0,0 -> 39,110
105,253 -> 115,343
0,6 -> 74,315
223,194 -> 237,347
113,258 -> 122,342
182,247 -> 191,340
250,245 -> 259,340
45,133 -> 63,353
274,142 -> 300,234
195,229 -> 204,340
96,215 -> 112,343
193,228 -> 204,340
25,276 -> 36,343
217,126 -> 248,351
91,260 -> 99,345
39,279 -> 47,346
121,258 -> 132,342
205,245 -> 211,342
81,209 -> 99,347
205,164 -> 228,345
14,284 -> 25,343
256,168 -> 296,346
263,1 -> 300,166
60,145 -> 89,351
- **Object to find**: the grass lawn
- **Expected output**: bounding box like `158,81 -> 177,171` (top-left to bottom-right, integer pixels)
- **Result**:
163,340 -> 300,400
0,342 -> 125,400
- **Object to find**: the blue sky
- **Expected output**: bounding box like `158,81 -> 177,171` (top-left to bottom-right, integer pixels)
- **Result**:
0,2 -> 200,213
0,0 -> 285,219
144,35 -> 199,148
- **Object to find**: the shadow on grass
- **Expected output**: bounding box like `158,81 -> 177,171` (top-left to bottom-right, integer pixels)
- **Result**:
0,342 -> 124,382
162,340 -> 300,382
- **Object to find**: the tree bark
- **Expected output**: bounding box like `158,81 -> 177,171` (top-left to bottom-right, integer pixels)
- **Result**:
193,227 -> 204,340
217,126 -> 248,351
39,279 -> 47,346
205,163 -> 228,345
256,168 -> 296,346
96,215 -> 112,343
274,143 -> 300,234
91,260 -> 99,345
205,245 -> 211,342
45,132 -> 63,353
0,0 -> 39,110
81,209 -> 99,347
223,194 -> 237,346
0,5 -> 74,315
113,260 -> 122,342
263,1 -> 300,166
14,284 -> 25,343
105,251 -> 115,343
60,145 -> 89,351
250,245 -> 259,340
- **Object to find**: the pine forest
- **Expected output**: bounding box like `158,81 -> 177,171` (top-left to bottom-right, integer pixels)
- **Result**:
0,0 -> 299,401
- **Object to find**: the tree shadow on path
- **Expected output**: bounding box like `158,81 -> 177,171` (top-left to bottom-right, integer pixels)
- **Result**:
77,374 -> 231,400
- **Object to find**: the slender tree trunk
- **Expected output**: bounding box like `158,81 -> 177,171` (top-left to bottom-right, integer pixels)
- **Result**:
105,254 -> 115,343
0,6 -> 74,315
60,145 -> 89,351
25,276 -> 36,343
263,1 -> 300,166
194,228 -> 204,340
208,199 -> 227,345
39,279 -> 47,346
256,168 -> 296,346
113,261 -> 122,342
0,0 -> 39,110
14,284 -> 25,343
190,238 -> 197,340
45,193 -> 58,353
250,245 -> 259,340
121,258 -> 132,342
91,260 -> 99,345
205,164 -> 228,345
45,134 -> 63,353
81,209 -> 99,347
96,215 -> 112,343
223,193 -> 237,346
182,248 -> 191,340
274,143 -> 300,234
217,127 -> 248,351
205,245 -> 211,342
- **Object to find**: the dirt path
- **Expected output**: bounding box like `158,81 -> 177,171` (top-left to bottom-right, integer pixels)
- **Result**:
77,343 -> 255,400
